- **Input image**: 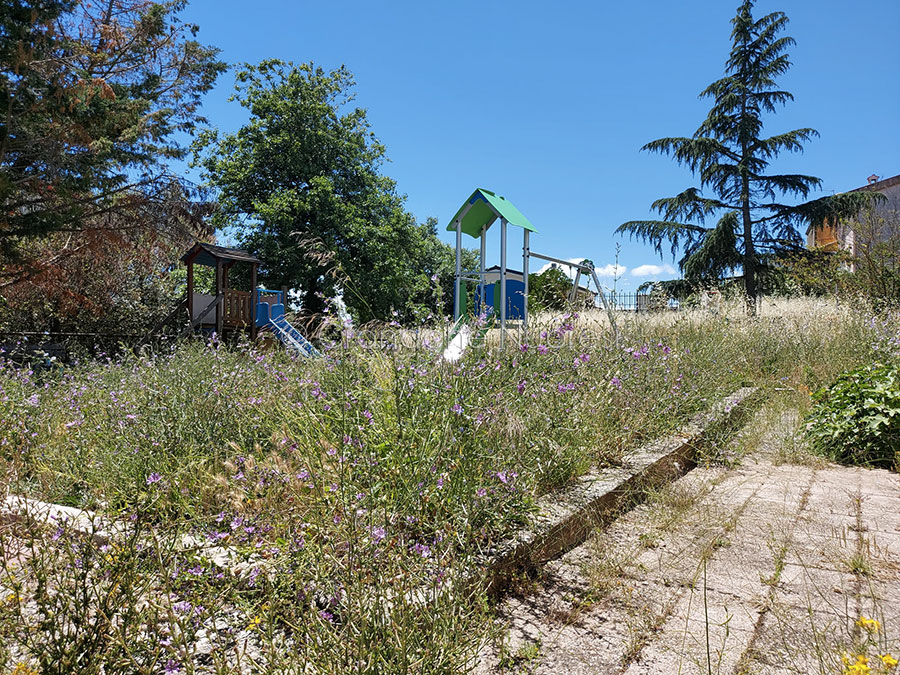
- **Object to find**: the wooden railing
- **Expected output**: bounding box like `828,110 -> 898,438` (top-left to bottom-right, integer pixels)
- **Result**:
223,290 -> 253,327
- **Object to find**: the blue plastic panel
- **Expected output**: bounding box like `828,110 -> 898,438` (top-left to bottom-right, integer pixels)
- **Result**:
255,302 -> 271,327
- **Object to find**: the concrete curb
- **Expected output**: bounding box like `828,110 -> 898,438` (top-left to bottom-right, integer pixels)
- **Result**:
480,386 -> 760,595
1,494 -> 120,545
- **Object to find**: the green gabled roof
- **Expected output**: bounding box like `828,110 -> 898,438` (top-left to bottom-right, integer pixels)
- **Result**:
446,188 -> 537,239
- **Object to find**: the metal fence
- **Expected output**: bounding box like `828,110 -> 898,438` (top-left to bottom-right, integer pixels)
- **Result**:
605,291 -> 680,312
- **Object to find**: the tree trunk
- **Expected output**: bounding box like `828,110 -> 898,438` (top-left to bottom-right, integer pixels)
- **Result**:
740,142 -> 757,315
742,196 -> 757,315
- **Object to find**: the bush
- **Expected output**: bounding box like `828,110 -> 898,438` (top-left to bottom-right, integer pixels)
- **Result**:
528,266 -> 573,311
806,362 -> 900,469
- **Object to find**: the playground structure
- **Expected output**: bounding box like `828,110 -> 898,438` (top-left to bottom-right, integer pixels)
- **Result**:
445,188 -> 612,360
152,192 -> 609,362
151,243 -> 318,357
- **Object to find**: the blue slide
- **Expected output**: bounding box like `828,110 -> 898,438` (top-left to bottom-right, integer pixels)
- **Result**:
255,290 -> 320,358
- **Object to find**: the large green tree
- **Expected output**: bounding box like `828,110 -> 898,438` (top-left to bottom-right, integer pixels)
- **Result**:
0,0 -> 224,275
196,60 -> 461,323
617,0 -> 875,310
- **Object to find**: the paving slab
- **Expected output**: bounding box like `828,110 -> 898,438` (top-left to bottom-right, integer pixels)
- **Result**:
474,409 -> 900,675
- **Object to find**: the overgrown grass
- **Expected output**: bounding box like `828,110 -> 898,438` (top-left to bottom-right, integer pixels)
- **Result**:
0,300 -> 893,672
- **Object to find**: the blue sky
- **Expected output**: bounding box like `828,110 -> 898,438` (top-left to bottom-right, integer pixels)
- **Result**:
180,0 -> 899,290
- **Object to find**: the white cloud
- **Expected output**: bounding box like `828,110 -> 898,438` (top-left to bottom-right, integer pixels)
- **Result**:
536,258 -> 585,282
594,263 -> 627,278
535,259 -> 626,281
631,263 -> 677,277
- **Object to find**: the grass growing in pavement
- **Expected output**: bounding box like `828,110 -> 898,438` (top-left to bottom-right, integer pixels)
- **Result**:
0,300 -> 894,672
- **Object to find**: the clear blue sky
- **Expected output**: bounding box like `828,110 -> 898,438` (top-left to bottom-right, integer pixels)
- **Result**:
181,0 -> 899,290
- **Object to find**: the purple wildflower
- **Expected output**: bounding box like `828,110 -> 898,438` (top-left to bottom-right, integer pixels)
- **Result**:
411,543 -> 431,558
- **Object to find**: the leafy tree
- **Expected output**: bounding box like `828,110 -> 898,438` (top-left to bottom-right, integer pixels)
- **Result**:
410,217 -> 478,320
846,206 -> 900,303
0,227 -> 189,336
769,248 -> 850,297
196,60 -> 462,323
0,181 -> 212,336
617,0 -> 876,311
528,266 -> 572,312
0,0 -> 225,275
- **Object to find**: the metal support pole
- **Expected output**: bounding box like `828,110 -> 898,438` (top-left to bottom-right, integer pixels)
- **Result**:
522,230 -> 530,330
500,218 -> 507,348
569,269 -> 583,303
479,227 -> 486,316
454,220 -> 462,320
589,269 -> 611,312
528,250 -> 592,268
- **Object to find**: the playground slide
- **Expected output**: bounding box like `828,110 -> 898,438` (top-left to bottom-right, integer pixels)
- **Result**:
256,296 -> 319,358
442,322 -> 472,363
269,314 -> 319,358
441,316 -> 492,362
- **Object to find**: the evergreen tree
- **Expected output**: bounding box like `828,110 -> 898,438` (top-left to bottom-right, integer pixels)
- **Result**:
0,0 -> 225,264
617,0 -> 876,310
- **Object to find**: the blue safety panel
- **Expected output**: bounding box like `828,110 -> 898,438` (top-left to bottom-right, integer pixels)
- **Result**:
505,279 -> 526,319
470,280 -> 524,319
255,301 -> 271,327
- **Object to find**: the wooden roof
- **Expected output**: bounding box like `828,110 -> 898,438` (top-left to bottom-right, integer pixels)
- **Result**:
181,242 -> 260,267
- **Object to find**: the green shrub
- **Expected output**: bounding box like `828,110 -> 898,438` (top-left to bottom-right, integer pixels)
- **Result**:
806,362 -> 900,469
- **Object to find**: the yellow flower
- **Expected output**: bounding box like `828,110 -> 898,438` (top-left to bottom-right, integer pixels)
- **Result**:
882,653 -> 899,669
857,616 -> 881,633
846,664 -> 870,675
246,615 -> 262,631
11,664 -> 38,675
844,654 -> 871,675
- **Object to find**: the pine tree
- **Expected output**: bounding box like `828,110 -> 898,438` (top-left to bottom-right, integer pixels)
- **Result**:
617,0 -> 876,310
0,1 -> 225,262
